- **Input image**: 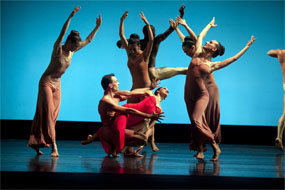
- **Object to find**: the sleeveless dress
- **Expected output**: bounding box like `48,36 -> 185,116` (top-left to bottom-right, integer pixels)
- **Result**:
204,74 -> 222,144
184,59 -> 215,151
27,76 -> 61,148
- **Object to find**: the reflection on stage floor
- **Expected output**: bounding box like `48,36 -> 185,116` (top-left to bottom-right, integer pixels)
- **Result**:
1,139 -> 284,189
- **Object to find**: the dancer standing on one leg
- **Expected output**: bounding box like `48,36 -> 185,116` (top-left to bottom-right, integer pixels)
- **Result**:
27,6 -> 102,157
180,17 -> 255,161
81,74 -> 164,157
267,49 -> 285,151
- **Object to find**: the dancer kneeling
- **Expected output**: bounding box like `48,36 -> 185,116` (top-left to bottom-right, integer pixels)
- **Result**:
81,74 -> 164,157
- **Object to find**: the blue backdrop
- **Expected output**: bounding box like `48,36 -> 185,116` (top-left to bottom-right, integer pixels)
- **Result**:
1,0 -> 284,126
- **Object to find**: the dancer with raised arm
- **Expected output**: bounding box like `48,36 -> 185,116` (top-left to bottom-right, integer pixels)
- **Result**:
180,17 -> 255,161
27,7 -> 102,157
118,7 -> 185,152
170,15 -> 221,152
267,49 -> 285,151
119,10 -> 153,101
117,5 -> 188,82
81,74 -> 164,157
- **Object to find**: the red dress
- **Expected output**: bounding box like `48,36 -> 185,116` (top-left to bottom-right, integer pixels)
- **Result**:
112,96 -> 161,153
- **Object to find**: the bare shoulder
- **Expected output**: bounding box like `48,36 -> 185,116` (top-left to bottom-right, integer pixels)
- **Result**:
268,49 -> 285,58
278,49 -> 285,56
278,50 -> 285,64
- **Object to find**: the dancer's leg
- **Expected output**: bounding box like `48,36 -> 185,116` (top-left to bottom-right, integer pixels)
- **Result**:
276,113 -> 285,151
147,127 -> 159,152
149,67 -> 188,81
51,86 -> 61,157
210,140 -> 221,161
81,133 -> 99,145
125,120 -> 150,155
276,90 -> 285,151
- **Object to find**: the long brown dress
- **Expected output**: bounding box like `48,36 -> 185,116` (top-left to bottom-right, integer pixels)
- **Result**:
27,76 -> 61,148
184,58 -> 215,151
204,74 -> 222,144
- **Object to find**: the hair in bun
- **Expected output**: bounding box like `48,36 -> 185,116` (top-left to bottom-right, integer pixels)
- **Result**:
182,36 -> 195,48
128,33 -> 140,45
143,25 -> 155,37
212,41 -> 225,58
130,33 -> 140,40
66,30 -> 81,44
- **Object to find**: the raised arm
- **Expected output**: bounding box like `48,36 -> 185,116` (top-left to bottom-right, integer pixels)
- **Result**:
170,19 -> 185,42
140,12 -> 154,61
156,26 -> 174,43
53,7 -> 80,51
155,4 -> 186,43
176,16 -> 197,42
210,36 -> 256,72
75,14 -> 102,51
194,17 -> 217,56
119,11 -> 129,53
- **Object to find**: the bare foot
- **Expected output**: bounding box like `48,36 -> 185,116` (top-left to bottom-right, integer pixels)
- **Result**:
51,151 -> 59,157
32,147 -> 43,155
112,153 -> 120,158
124,151 -> 144,157
210,144 -> 221,161
275,138 -> 284,151
150,142 -> 159,152
135,146 -> 144,154
81,135 -> 93,145
133,132 -> 148,146
195,152 -> 204,160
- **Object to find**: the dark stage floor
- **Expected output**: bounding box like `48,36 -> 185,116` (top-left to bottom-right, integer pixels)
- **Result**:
1,139 -> 285,189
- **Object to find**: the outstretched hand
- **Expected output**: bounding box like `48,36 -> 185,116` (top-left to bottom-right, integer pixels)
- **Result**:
121,10 -> 128,21
150,79 -> 160,89
71,6 -> 81,17
169,19 -> 178,29
210,17 -> 217,28
176,16 -> 186,26
96,14 -> 102,26
179,4 -> 186,18
140,11 -> 149,25
247,35 -> 256,46
151,111 -> 165,123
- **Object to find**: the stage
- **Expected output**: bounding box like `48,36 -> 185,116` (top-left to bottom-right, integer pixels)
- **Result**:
1,139 -> 284,189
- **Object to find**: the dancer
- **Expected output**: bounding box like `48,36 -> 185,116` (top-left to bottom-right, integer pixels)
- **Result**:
267,49 -> 285,151
119,10 -> 153,99
114,86 -> 168,155
117,5 -> 188,81
81,74 -> 164,157
118,7 -> 184,152
27,6 -> 102,157
170,16 -> 222,149
181,17 -> 255,161
119,10 -> 155,153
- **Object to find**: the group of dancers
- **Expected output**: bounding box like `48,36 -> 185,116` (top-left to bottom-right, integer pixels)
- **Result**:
27,5 -> 284,161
